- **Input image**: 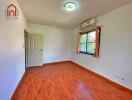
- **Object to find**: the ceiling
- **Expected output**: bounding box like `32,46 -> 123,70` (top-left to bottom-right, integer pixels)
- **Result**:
18,0 -> 132,29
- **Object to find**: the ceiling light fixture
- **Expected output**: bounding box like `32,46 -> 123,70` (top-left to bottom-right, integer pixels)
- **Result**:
64,2 -> 76,11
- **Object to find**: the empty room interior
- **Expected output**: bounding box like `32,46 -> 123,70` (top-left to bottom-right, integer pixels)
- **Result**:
0,0 -> 132,99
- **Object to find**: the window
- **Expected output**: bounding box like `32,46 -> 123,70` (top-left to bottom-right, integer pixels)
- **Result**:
77,27 -> 101,57
80,31 -> 96,55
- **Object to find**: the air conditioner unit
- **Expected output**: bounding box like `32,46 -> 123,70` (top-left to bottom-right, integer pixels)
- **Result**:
80,18 -> 96,28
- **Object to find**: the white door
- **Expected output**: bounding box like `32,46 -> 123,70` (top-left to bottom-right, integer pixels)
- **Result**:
27,33 -> 43,67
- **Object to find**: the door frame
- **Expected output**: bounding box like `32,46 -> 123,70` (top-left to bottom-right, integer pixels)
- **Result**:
24,29 -> 28,70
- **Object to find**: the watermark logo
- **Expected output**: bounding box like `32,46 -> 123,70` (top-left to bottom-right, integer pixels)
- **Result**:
5,4 -> 19,19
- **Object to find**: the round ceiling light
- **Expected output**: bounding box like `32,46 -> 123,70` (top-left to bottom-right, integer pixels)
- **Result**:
64,2 -> 76,11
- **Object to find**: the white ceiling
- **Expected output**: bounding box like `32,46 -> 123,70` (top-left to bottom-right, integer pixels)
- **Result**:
18,0 -> 132,29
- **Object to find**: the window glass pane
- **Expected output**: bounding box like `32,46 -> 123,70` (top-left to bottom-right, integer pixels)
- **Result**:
88,31 -> 96,42
80,34 -> 87,43
80,43 -> 86,52
87,43 -> 96,54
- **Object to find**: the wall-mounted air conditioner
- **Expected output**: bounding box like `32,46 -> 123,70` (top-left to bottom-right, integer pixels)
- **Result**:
80,18 -> 96,28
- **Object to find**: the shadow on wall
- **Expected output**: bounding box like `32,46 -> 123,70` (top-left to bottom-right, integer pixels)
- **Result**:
0,52 -> 25,99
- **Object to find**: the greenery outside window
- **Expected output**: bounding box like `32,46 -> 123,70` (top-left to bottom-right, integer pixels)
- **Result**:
80,31 -> 96,55
77,27 -> 101,57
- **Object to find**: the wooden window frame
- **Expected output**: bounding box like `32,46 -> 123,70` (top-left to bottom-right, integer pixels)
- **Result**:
95,26 -> 101,57
77,26 -> 101,57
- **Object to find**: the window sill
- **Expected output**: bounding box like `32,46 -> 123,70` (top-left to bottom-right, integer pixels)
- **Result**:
79,52 -> 94,56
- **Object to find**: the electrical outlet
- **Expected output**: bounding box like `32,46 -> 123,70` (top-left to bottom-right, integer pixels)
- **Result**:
115,75 -> 125,81
121,77 -> 125,81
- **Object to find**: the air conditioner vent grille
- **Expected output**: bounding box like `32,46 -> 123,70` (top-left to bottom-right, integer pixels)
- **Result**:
80,18 -> 96,32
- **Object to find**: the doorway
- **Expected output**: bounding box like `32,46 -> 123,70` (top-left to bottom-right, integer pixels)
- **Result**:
24,31 -> 44,68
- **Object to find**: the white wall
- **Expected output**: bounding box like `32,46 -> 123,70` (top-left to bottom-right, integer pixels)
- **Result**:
0,1 -> 131,99
71,3 -> 132,89
0,0 -> 26,99
27,23 -> 72,63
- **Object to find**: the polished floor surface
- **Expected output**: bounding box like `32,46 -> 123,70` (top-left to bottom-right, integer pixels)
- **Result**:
12,61 -> 132,100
